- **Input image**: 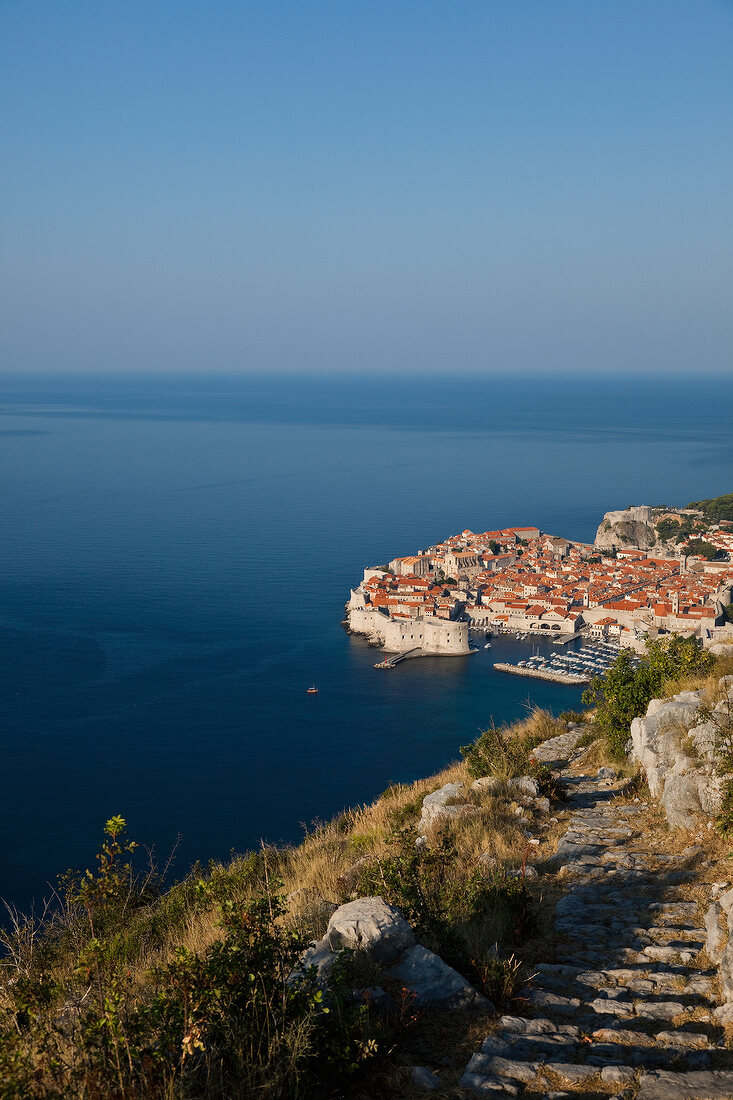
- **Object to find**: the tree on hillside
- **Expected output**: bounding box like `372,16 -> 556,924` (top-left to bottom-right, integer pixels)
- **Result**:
684,538 -> 718,561
688,492 -> 733,523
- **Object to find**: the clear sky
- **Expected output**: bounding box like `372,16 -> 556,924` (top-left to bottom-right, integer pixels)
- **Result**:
2,0 -> 732,376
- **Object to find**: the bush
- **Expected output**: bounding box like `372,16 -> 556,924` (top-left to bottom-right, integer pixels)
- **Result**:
0,822 -> 391,1100
683,538 -> 719,561
461,709 -> 562,784
461,723 -> 533,782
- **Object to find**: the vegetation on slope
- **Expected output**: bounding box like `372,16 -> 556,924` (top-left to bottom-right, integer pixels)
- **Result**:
582,634 -> 715,757
688,491 -> 733,523
0,709 -> 565,1099
4,639 -> 733,1098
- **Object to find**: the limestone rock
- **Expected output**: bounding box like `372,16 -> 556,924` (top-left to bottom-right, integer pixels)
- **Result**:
326,897 -> 415,965
409,1066 -> 442,1090
471,776 -> 504,795
478,851 -> 499,871
594,506 -> 658,551
636,1070 -> 733,1100
718,885 -> 733,914
508,865 -> 538,880
705,900 -> 725,960
297,937 -> 338,983
630,689 -> 725,828
662,773 -> 703,830
384,944 -> 491,1010
418,782 -> 480,833
511,775 -> 540,798
719,933 -> 733,1003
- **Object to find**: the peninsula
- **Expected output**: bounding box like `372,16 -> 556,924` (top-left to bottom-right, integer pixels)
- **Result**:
346,497 -> 733,660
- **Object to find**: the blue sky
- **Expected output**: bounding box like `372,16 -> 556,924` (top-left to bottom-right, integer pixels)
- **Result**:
2,0 -> 732,375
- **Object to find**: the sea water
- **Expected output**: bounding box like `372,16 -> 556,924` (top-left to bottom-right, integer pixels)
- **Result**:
1,372 -> 731,910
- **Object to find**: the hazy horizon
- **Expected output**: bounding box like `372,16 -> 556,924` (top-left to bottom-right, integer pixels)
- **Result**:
2,1 -> 732,377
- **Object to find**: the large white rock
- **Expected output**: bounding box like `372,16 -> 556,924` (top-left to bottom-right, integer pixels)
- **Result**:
720,936 -> 733,1004
705,901 -> 726,960
384,944 -> 491,1010
326,897 -> 415,965
420,782 -> 464,822
718,886 -> 733,915
297,937 -> 338,983
662,773 -> 703,830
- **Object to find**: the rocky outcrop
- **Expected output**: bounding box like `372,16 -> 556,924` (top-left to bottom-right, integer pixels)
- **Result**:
293,895 -> 490,1013
325,897 -> 414,964
706,884 -> 733,1024
385,944 -> 489,1010
629,680 -> 733,830
594,505 -> 659,551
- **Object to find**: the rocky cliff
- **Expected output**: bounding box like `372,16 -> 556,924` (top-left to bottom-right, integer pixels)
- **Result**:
594,505 -> 660,551
629,678 -> 732,829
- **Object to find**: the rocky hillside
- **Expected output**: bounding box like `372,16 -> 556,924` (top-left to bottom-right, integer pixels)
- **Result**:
594,493 -> 733,554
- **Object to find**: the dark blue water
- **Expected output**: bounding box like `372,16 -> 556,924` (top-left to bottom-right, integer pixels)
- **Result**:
1,373 -> 732,910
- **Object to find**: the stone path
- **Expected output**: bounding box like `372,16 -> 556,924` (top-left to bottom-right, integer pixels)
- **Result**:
459,729 -> 733,1099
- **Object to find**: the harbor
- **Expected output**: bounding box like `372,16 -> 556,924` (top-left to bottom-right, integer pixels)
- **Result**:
493,639 -> 624,685
493,662 -> 589,685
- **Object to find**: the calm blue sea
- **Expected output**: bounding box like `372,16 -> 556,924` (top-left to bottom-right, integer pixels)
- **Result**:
1,372 -> 732,911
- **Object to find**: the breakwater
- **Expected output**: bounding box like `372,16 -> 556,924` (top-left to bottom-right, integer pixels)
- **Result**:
493,661 -> 589,686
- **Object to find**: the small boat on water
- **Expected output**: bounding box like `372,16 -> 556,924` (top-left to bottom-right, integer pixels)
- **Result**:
306,685 -> 319,694
484,643 -> 491,649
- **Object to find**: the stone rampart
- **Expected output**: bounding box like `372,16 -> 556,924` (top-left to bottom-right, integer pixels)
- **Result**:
348,606 -> 470,656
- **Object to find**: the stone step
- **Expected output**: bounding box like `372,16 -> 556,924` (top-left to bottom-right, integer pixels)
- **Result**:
460,731 -> 731,1097
637,1069 -> 733,1099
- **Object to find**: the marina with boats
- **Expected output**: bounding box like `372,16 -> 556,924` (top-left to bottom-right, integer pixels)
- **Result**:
492,638 -> 625,685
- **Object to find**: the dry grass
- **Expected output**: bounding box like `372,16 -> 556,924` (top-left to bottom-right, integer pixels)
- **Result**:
75,714 -> 553,980
570,735 -> 639,779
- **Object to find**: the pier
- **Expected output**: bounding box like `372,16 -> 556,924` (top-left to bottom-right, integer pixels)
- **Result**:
374,647 -> 423,669
493,661 -> 589,685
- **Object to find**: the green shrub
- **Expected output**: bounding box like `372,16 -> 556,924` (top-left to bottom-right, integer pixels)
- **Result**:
582,636 -> 714,758
526,761 -> 563,802
558,710 -> 585,725
0,822 -> 393,1100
